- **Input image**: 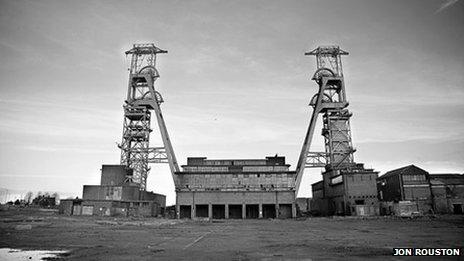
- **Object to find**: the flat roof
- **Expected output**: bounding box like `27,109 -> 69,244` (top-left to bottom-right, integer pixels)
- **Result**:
175,171 -> 296,175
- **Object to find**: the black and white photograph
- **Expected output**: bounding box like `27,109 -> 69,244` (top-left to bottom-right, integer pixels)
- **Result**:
0,0 -> 463,260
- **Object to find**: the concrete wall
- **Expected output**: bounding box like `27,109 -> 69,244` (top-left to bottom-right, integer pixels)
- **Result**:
311,168 -> 378,216
432,184 -> 464,214
141,191 -> 166,207
345,172 -> 379,215
83,185 -> 150,201
176,190 -> 296,219
101,165 -> 131,186
80,200 -> 163,217
83,185 -> 123,200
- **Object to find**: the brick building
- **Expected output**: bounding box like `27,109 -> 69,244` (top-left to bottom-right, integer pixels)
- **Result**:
175,156 -> 296,219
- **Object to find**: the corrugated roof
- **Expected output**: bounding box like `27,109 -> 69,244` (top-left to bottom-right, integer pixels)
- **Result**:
429,174 -> 464,185
378,165 -> 429,179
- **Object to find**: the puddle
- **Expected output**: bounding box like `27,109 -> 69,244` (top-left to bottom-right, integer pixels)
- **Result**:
0,248 -> 68,260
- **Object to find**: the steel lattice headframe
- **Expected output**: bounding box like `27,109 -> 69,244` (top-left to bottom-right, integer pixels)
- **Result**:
118,44 -> 179,191
295,46 -> 356,195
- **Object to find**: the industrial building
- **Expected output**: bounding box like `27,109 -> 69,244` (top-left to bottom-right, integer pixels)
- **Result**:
62,165 -> 166,217
72,44 -> 385,219
377,165 -> 432,215
430,174 -> 464,214
68,43 -> 464,219
377,165 -> 464,215
311,164 -> 379,216
295,46 -> 379,216
175,156 -> 296,219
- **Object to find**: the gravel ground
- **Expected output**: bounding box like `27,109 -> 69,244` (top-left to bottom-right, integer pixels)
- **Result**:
0,208 -> 463,260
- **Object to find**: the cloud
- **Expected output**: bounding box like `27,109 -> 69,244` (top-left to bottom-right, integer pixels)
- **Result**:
435,0 -> 460,13
22,145 -> 114,154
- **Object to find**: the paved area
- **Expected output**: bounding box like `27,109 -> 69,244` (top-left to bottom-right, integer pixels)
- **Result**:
0,208 -> 463,260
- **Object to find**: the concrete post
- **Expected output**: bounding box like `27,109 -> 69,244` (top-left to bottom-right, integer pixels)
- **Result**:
191,192 -> 195,219
275,191 -> 279,218
242,204 -> 246,219
259,204 -> 263,218
176,193 -> 180,219
208,203 -> 212,219
292,203 -> 297,218
225,204 -> 229,219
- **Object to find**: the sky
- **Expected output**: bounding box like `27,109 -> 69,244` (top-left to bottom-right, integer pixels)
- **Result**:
0,0 -> 463,205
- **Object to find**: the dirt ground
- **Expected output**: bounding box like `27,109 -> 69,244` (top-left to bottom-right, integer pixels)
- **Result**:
0,208 -> 463,260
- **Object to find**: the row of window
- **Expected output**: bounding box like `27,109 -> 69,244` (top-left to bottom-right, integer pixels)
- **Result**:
242,166 -> 289,172
402,174 -> 426,181
183,166 -> 229,172
182,166 -> 289,172
349,175 -> 373,181
183,184 -> 294,189
202,160 -> 268,166
330,174 -> 376,185
180,174 -> 293,180
129,202 -> 150,207
348,195 -> 376,199
234,173 -> 293,178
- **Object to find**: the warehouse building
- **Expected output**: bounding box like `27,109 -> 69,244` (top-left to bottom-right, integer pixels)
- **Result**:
377,165 -> 433,215
377,165 -> 464,215
175,155 -> 296,219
